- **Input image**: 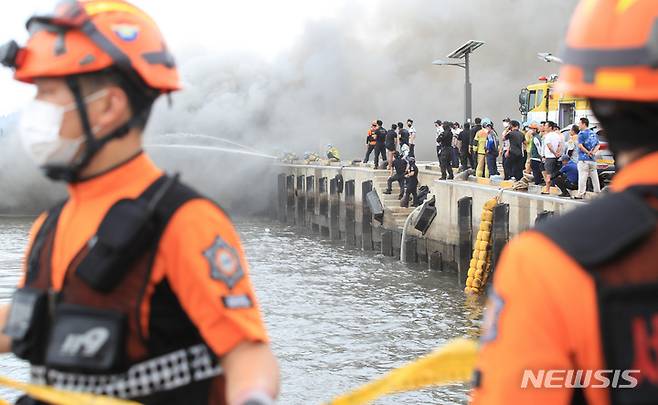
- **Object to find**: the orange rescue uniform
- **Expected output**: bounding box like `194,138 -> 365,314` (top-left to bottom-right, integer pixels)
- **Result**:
23,152 -> 268,357
470,151 -> 658,405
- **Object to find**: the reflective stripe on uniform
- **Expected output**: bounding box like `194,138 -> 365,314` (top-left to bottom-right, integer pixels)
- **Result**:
30,344 -> 222,399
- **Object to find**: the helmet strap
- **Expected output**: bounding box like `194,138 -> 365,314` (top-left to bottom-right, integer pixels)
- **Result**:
42,75 -> 143,183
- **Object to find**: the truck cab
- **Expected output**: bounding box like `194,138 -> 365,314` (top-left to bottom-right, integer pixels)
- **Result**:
519,75 -> 597,129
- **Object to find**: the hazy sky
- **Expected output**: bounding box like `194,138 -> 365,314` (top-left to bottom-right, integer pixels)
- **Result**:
0,0 -> 351,115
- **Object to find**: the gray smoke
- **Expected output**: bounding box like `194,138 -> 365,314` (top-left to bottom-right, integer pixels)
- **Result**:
0,0 -> 578,215
149,0 -> 578,163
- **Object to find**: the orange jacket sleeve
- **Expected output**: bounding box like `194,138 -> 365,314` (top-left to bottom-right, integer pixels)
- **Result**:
470,233 -> 578,405
158,199 -> 269,357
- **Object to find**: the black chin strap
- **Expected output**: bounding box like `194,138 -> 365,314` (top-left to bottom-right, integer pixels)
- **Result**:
43,76 -> 142,183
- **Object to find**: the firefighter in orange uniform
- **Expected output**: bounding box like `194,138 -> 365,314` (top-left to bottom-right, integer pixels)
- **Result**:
0,1 -> 279,404
471,1 -> 658,404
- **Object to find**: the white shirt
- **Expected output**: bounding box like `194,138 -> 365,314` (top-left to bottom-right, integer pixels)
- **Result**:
435,126 -> 443,146
408,125 -> 417,144
543,131 -> 562,159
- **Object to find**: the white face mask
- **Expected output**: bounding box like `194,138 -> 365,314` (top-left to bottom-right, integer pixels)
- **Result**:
19,89 -> 107,168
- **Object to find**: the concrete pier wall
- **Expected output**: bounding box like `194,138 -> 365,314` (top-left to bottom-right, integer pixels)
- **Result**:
275,162 -> 584,286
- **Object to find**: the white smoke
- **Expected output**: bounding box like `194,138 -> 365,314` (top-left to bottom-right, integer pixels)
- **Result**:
0,0 -> 578,214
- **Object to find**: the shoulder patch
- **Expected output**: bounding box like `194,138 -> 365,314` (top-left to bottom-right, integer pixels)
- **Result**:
203,236 -> 244,289
480,289 -> 504,344
222,294 -> 253,309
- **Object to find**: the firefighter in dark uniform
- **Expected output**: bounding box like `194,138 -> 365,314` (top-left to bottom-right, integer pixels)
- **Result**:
0,1 -> 279,404
471,1 -> 658,404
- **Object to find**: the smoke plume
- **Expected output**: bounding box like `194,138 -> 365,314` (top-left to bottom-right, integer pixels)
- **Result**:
0,0 -> 578,215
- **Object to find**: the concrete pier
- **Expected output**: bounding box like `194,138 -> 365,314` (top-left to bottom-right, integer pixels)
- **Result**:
275,161 -> 585,286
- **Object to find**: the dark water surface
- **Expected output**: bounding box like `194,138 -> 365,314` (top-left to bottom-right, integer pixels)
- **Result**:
0,216 -> 482,404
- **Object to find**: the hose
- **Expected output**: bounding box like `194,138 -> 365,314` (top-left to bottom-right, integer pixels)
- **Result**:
399,195 -> 434,263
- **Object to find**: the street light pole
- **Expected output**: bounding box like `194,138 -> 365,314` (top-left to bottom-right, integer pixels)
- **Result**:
432,40 -> 485,124
464,52 -> 472,124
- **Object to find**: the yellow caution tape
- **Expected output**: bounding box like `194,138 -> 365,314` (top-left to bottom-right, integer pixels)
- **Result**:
0,376 -> 141,405
325,338 -> 478,405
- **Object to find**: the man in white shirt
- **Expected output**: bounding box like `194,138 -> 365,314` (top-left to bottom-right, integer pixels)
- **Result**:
541,121 -> 564,194
407,119 -> 417,157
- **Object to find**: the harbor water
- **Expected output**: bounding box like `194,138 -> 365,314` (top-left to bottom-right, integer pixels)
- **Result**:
0,216 -> 482,404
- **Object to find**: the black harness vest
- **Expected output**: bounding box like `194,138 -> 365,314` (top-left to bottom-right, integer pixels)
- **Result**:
537,185 -> 658,405
4,175 -> 226,404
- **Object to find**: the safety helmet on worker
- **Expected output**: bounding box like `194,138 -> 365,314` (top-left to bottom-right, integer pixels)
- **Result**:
2,0 -> 180,93
0,0 -> 180,182
557,0 -> 658,101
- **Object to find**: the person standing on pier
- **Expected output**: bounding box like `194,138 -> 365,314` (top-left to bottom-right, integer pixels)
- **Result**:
541,121 -> 563,194
374,120 -> 388,169
407,119 -> 417,157
385,123 -> 399,171
576,117 -> 601,199
470,117 -> 482,169
505,120 -> 525,181
458,122 -> 472,172
471,1 -> 658,403
363,121 -> 378,164
398,121 -> 410,149
475,119 -> 490,177
437,122 -> 454,180
484,120 -> 500,177
0,2 -> 279,404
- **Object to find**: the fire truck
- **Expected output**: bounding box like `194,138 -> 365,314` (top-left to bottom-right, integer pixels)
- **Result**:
518,74 -> 598,129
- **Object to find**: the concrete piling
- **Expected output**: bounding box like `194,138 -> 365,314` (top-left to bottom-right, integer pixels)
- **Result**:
296,175 -> 305,227
305,176 -> 317,232
329,177 -> 340,240
429,251 -> 443,271
318,177 -> 329,235
344,180 -> 356,247
286,175 -> 295,225
404,237 -> 418,263
277,173 -> 286,223
361,180 -> 374,251
381,230 -> 393,257
491,203 -> 510,274
457,197 -> 473,286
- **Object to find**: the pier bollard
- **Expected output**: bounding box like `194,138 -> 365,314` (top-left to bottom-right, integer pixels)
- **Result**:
344,180 -> 356,247
491,203 -> 510,275
286,175 -> 295,225
329,177 -> 340,241
535,210 -> 555,226
381,230 -> 393,257
305,176 -> 316,232
277,173 -> 286,223
361,180 -> 374,251
457,197 -> 473,286
296,175 -> 305,227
